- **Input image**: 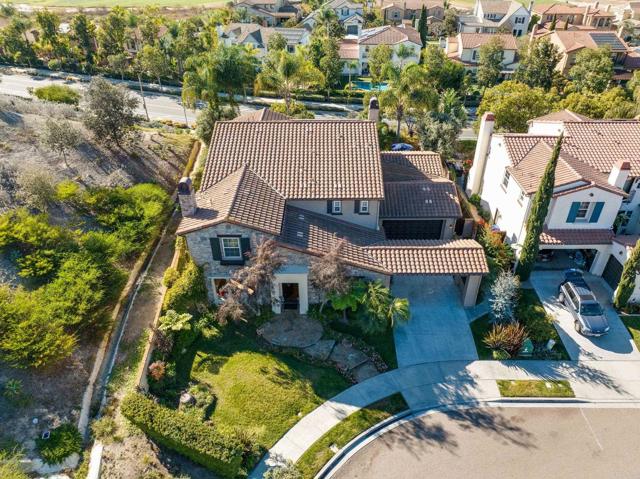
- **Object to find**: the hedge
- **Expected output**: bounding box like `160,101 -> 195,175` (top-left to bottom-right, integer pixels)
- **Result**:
121,392 -> 244,478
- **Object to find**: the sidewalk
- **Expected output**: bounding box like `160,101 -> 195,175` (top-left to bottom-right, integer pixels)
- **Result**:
250,358 -> 640,478
1,66 -> 363,113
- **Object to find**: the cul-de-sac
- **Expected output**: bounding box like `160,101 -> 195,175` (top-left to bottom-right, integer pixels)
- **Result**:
1,0 -> 640,476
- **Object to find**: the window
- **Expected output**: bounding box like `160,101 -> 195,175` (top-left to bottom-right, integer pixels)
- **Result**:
518,190 -> 525,204
472,49 -> 477,60
332,200 -> 342,214
220,237 -> 242,259
515,16 -> 525,24
501,169 -> 510,189
360,200 -> 369,214
213,278 -> 229,302
575,201 -> 590,220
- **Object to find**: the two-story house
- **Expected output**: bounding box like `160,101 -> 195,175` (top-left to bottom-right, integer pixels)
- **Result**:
534,2 -> 615,30
339,25 -> 422,75
176,104 -> 488,313
302,0 -> 365,34
444,32 -> 519,76
380,0 -> 445,30
218,23 -> 310,57
458,0 -> 532,37
533,28 -> 635,76
467,110 -> 640,300
233,0 -> 302,26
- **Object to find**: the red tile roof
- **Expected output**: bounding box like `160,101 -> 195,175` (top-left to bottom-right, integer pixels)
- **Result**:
202,120 -> 384,200
458,33 -> 518,50
232,108 -> 291,122
381,151 -> 447,180
539,228 -> 613,246
359,25 -> 422,46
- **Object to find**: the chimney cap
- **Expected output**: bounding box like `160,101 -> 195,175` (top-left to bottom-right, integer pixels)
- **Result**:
616,159 -> 631,171
369,96 -> 379,110
178,176 -> 193,195
483,112 -> 495,122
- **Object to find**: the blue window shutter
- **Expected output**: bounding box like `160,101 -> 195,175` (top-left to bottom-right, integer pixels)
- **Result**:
327,200 -> 333,214
567,202 -> 580,223
240,237 -> 251,263
589,202 -> 604,223
354,200 -> 360,214
210,238 -> 221,261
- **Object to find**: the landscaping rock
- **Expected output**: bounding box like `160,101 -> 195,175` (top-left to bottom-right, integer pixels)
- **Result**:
351,361 -> 380,382
329,343 -> 369,371
303,339 -> 336,361
257,314 -> 323,348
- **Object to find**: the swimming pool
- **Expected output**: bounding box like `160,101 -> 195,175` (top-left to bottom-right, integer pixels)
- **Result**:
352,80 -> 389,91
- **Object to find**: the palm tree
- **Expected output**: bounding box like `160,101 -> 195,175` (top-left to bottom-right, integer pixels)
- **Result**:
360,281 -> 410,333
379,64 -> 437,139
255,49 -> 323,114
396,44 -> 415,68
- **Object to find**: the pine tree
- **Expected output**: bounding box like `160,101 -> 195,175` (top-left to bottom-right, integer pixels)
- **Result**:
550,15 -> 557,30
516,134 -> 563,281
614,239 -> 640,309
417,5 -> 428,48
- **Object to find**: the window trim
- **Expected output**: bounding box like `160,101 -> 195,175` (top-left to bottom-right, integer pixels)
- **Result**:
575,201 -> 591,221
501,169 -> 510,190
332,200 -> 343,215
220,236 -> 242,260
359,200 -> 370,214
517,189 -> 525,205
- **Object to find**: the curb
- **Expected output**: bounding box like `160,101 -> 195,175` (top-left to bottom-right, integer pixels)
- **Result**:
316,397 -> 640,479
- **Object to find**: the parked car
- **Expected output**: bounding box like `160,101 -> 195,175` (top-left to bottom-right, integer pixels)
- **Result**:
558,271 -> 610,336
391,143 -> 414,151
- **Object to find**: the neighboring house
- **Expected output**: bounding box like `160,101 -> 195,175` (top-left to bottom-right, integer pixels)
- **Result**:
302,0 -> 365,34
380,0 -> 445,29
218,23 -> 310,57
534,2 -> 615,30
176,105 -> 488,313
534,28 -> 635,76
467,110 -> 640,300
458,0 -> 532,37
444,32 -> 519,76
339,25 -> 422,75
233,0 -> 301,26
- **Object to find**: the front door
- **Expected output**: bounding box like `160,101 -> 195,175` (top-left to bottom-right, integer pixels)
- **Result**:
281,283 -> 300,310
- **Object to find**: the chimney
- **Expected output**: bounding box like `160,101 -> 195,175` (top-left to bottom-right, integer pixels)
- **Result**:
466,112 -> 495,197
528,0 -> 534,13
608,159 -> 631,189
368,96 -> 380,122
178,177 -> 197,217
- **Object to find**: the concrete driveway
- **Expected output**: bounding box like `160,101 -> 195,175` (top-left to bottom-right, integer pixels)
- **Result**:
391,276 -> 478,367
331,407 -> 640,479
530,271 -> 640,361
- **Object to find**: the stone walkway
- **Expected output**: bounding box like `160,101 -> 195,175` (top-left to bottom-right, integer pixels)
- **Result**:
257,314 -> 381,382
250,358 -> 640,479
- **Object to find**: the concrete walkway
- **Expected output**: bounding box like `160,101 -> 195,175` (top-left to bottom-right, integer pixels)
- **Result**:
392,276 -> 478,367
250,358 -> 640,478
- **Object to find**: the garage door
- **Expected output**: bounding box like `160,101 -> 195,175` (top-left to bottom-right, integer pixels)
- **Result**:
382,220 -> 443,239
602,255 -> 624,291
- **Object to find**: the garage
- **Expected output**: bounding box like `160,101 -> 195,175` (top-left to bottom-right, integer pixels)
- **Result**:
382,220 -> 443,240
602,255 -> 623,291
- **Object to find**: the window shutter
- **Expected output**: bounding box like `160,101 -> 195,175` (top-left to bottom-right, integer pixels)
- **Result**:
210,237 -> 221,261
566,202 -> 580,223
589,202 -> 604,223
327,200 -> 333,214
240,237 -> 251,263
354,200 -> 360,214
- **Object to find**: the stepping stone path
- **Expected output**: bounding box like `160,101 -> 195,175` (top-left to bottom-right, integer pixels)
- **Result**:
258,314 -> 381,382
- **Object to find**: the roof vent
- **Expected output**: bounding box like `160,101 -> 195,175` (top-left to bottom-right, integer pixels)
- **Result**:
296,231 -> 304,238
298,214 -> 305,220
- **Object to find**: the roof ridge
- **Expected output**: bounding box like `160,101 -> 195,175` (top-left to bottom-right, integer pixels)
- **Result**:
243,165 -> 287,198
227,165 -> 249,217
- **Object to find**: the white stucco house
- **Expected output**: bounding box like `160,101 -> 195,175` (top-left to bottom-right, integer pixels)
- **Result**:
218,23 -> 310,57
458,0 -> 532,36
339,25 -> 422,75
444,32 -> 519,76
302,0 -> 365,34
233,0 -> 302,26
467,110 -> 640,301
176,104 -> 488,313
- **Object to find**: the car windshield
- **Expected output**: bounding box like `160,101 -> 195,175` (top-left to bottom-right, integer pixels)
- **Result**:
580,303 -> 603,316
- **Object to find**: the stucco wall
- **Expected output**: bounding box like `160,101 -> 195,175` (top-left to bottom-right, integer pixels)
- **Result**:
546,187 -> 623,230
288,199 -> 381,229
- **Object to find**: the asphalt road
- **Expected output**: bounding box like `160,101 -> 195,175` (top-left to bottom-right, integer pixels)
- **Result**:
331,407 -> 640,479
0,71 -> 348,122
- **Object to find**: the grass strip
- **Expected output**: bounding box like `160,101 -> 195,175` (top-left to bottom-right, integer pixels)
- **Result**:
497,379 -> 575,398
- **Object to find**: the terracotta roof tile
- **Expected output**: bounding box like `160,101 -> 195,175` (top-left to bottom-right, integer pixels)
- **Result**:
176,166 -> 286,235
381,180 -> 462,218
365,239 -> 489,275
534,3 -> 585,16
202,120 -> 384,199
529,109 -> 590,123
359,25 -> 422,45
539,228 -> 613,246
232,108 -> 291,122
381,151 -> 447,180
612,235 -> 640,248
458,33 -> 518,50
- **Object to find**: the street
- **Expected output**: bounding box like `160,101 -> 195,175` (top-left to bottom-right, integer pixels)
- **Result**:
0,71 -> 349,123
331,406 -> 640,479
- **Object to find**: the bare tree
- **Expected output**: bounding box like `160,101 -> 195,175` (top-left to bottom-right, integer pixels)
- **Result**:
40,118 -> 81,168
309,237 -> 350,312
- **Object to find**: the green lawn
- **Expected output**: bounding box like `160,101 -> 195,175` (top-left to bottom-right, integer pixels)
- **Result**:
471,289 -> 570,360
327,318 -> 398,370
621,315 -> 640,350
177,324 -> 349,453
497,380 -> 575,398
296,394 -> 408,479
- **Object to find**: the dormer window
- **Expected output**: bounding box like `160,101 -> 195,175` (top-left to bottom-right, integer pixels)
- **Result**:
329,200 -> 342,215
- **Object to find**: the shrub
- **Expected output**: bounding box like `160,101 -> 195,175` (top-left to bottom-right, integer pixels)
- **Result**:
120,393 -> 244,478
35,423 -> 82,465
263,461 -> 302,479
91,417 -> 119,443
162,267 -> 179,288
33,85 -> 81,105
148,361 -> 166,381
0,450 -> 29,479
489,271 -> 520,323
483,322 -> 527,358
163,259 -> 207,313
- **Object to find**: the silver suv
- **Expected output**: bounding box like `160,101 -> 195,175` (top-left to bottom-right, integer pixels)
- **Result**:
558,271 -> 609,336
